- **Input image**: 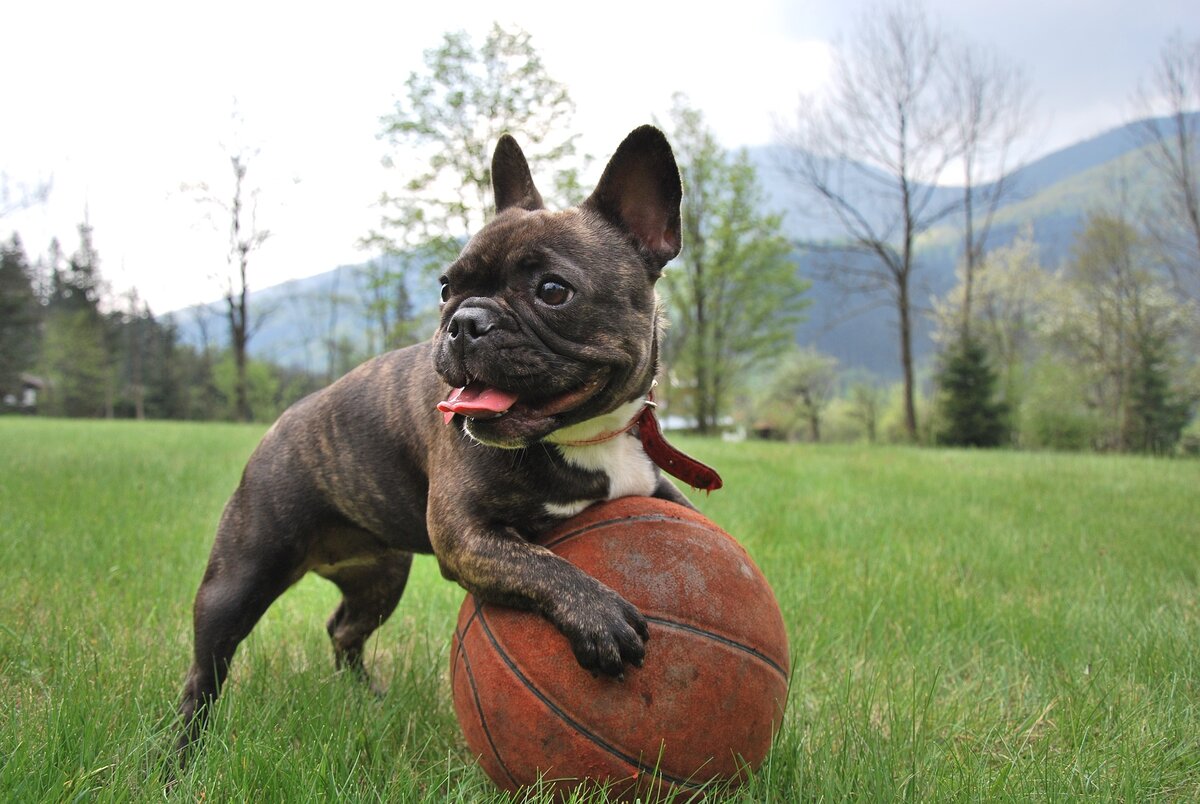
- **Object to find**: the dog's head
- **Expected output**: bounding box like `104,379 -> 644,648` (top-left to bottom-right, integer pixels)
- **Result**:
432,125 -> 682,448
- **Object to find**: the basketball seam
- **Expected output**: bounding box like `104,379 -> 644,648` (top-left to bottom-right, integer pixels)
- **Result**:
474,598 -> 707,791
643,614 -> 790,681
456,613 -> 521,790
452,604 -> 480,674
541,513 -> 708,549
539,512 -> 788,682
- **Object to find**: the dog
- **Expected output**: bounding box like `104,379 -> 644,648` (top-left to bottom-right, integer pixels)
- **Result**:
175,125 -> 720,755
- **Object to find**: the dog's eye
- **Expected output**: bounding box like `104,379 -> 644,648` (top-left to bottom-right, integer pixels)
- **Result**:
440,281 -> 452,304
536,279 -> 574,306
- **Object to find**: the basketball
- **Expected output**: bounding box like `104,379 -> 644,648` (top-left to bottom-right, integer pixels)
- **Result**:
450,497 -> 790,799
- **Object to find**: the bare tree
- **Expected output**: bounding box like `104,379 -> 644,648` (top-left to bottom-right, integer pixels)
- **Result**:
352,256 -> 418,354
0,172 -> 51,219
1133,34 -> 1200,301
188,152 -> 271,422
224,153 -> 270,421
946,44 -> 1032,337
776,2 -> 958,440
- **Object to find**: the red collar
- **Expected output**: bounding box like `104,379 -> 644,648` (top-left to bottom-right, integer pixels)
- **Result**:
555,396 -> 723,492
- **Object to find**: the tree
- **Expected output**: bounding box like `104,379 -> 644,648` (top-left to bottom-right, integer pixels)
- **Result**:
0,172 -> 51,219
776,2 -> 959,441
41,221 -> 112,417
661,97 -> 809,433
933,334 -> 1008,447
763,346 -> 839,441
1133,34 -> 1200,302
1127,329 -> 1193,453
0,234 -> 40,404
932,225 -> 1047,416
223,153 -> 271,422
366,24 -> 581,288
352,255 -> 424,354
189,151 -> 272,422
945,43 -> 1031,337
134,310 -> 190,420
847,380 -> 884,443
1042,211 -> 1195,452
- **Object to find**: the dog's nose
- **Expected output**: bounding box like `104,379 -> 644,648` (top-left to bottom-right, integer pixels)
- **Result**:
448,307 -> 496,343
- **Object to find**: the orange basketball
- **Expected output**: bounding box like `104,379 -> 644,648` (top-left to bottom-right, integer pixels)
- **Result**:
450,497 -> 790,799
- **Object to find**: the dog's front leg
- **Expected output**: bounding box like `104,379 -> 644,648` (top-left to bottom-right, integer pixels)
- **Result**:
429,501 -> 648,677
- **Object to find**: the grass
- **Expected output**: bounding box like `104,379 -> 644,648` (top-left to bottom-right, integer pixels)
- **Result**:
1,417 -> 1198,801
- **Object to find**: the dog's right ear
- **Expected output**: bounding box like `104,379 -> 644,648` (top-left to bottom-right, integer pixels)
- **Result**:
492,134 -> 545,214
583,126 -> 682,272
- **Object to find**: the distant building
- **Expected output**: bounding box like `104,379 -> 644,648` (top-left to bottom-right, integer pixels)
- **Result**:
2,373 -> 45,413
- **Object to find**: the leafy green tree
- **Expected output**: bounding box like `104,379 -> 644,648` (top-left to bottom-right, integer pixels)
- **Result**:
0,234 -> 41,405
661,97 -> 809,433
1018,355 -> 1105,451
847,379 -> 884,444
759,347 -> 839,442
934,334 -> 1009,447
212,352 -> 281,422
367,23 -> 581,313
1042,212 -> 1195,452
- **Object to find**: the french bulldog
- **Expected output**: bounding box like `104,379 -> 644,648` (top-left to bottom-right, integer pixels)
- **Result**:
175,125 -> 720,755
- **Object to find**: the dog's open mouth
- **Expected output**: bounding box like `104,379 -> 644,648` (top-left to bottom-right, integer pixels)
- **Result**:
438,372 -> 609,427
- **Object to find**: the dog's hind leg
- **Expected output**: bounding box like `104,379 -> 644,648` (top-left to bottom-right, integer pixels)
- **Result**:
175,529 -> 303,759
319,550 -> 413,688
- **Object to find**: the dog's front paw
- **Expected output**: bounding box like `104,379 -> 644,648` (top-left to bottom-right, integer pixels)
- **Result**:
548,583 -> 649,678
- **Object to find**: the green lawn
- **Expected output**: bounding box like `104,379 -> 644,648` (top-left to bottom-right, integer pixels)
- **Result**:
1,418 -> 1197,801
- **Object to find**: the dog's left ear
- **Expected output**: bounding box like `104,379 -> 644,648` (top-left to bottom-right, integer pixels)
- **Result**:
584,125 -> 682,272
492,134 -> 545,213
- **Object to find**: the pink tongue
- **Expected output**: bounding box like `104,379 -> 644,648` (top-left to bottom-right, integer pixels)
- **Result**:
438,383 -> 520,424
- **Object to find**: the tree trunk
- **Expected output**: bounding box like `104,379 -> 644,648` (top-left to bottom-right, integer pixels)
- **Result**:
229,281 -> 250,423
961,170 -> 976,341
899,272 -> 917,441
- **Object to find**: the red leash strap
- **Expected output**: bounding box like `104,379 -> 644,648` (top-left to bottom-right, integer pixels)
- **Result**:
636,405 -> 723,492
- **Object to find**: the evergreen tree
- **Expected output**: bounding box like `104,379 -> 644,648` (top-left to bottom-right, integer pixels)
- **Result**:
0,234 -> 41,405
1127,330 -> 1192,454
935,334 -> 1009,447
41,222 -> 112,417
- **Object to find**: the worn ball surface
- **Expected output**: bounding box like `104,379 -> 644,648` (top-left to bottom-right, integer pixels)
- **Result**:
450,497 -> 790,799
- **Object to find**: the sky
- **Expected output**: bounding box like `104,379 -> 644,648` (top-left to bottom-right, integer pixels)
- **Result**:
1,0 -> 1195,313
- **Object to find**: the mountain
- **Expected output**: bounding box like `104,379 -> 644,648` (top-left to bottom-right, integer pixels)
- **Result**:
165,253 -> 437,375
745,114 -> 1192,379
166,114 -> 1193,381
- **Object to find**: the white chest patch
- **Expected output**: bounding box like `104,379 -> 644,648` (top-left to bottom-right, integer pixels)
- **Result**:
543,415 -> 657,519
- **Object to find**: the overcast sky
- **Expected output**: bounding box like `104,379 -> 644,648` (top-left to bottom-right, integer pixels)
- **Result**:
2,0 -> 1195,313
